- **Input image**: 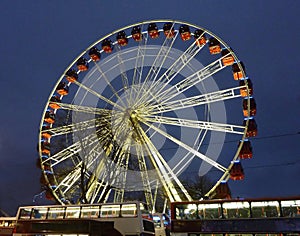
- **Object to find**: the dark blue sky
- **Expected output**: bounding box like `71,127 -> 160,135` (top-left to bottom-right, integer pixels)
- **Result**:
0,0 -> 299,215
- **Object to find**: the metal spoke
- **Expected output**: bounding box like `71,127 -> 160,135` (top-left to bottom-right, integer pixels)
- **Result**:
84,127 -> 132,202
142,120 -> 227,172
55,102 -> 112,115
73,80 -> 124,111
114,44 -> 130,90
130,28 -> 148,103
55,162 -> 82,194
143,115 -> 245,135
136,144 -> 155,210
138,32 -> 206,105
135,25 -> 179,104
133,119 -> 192,202
56,144 -> 104,195
155,54 -> 229,105
47,132 -> 103,167
149,85 -> 245,114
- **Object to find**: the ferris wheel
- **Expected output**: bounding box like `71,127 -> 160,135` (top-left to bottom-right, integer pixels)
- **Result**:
37,20 -> 257,210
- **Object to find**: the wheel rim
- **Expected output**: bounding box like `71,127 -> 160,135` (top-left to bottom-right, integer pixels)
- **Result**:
38,20 -> 254,209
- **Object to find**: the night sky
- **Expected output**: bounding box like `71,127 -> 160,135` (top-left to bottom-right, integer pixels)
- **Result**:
0,0 -> 300,216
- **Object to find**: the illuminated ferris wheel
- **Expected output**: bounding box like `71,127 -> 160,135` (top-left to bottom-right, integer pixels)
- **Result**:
37,20 -> 257,210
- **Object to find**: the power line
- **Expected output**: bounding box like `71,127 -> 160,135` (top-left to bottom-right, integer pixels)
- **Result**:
220,131 -> 300,145
187,158 -> 300,175
158,131 -> 300,150
251,131 -> 300,141
246,159 -> 300,170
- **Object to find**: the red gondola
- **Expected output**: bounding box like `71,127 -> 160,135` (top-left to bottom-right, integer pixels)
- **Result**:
239,139 -> 253,159
41,141 -> 50,154
209,37 -> 221,54
47,174 -> 56,186
40,173 -> 47,185
38,159 -> 51,172
45,189 -> 55,200
41,125 -> 52,139
230,161 -> 245,180
42,163 -> 51,172
243,97 -> 257,116
163,22 -> 175,38
239,78 -> 253,97
36,158 -> 42,169
179,25 -> 191,41
76,57 -> 89,71
221,49 -> 235,66
41,154 -> 49,160
214,181 -> 231,199
117,31 -> 128,46
65,69 -> 78,83
88,47 -> 101,61
148,23 -> 159,39
131,26 -> 142,41
244,118 -> 258,137
44,110 -> 55,124
49,95 -> 61,110
232,62 -> 246,80
40,173 -> 54,187
56,82 -> 69,96
194,29 -> 206,46
102,38 -> 113,53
